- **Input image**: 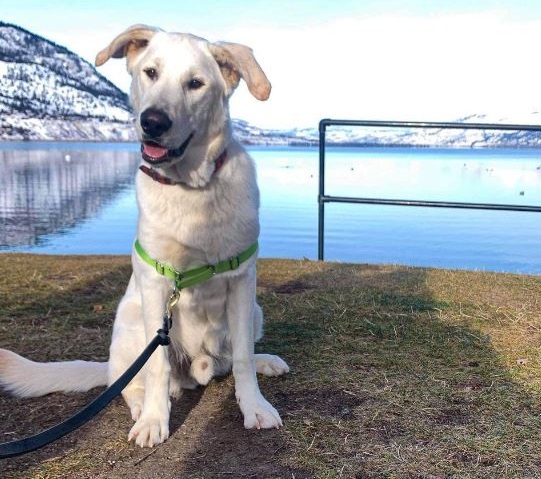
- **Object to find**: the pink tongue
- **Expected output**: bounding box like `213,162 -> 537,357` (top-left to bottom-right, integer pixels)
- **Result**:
143,143 -> 168,159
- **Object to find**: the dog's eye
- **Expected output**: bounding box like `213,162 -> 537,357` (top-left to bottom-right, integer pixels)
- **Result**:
187,78 -> 204,90
144,68 -> 158,80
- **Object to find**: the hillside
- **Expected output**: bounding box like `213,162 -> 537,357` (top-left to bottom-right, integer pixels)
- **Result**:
0,21 -> 134,141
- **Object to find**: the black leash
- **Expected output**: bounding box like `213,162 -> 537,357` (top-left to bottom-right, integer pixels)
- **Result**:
0,295 -> 176,459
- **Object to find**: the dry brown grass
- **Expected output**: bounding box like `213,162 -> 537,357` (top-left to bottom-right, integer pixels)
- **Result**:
1,254 -> 541,478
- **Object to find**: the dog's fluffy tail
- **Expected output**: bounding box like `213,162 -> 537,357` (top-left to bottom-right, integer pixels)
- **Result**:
0,348 -> 108,398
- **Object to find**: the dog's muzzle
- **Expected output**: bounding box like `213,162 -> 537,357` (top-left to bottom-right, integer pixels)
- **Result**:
141,134 -> 194,164
139,108 -> 194,164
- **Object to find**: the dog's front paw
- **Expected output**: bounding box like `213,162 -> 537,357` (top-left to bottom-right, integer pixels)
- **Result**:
128,415 -> 169,447
238,392 -> 283,429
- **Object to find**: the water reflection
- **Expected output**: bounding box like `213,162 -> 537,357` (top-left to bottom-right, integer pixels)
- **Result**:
0,145 -> 539,274
0,148 -> 140,247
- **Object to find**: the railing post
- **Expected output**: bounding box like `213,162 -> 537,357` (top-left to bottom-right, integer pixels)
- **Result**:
318,119 -> 328,261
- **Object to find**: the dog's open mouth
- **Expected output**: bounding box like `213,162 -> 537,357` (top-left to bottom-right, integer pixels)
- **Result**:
141,133 -> 194,165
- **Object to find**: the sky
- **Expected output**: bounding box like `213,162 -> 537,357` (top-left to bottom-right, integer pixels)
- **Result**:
3,0 -> 541,129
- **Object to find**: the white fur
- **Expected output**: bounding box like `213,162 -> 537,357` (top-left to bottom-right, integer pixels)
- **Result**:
0,25 -> 289,448
0,349 -> 107,398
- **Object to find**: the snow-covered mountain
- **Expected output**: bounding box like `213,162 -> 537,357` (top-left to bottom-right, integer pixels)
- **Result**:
288,112 -> 541,148
0,21 -> 134,141
1,21 -> 541,147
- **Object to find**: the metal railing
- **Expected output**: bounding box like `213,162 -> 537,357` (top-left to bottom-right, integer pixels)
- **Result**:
318,118 -> 541,261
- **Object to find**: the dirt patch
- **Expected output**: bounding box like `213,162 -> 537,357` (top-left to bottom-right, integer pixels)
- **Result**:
366,419 -> 406,445
274,387 -> 365,421
273,280 -> 314,295
433,407 -> 471,426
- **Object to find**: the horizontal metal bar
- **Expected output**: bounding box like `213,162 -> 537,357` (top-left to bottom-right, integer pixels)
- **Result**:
319,118 -> 541,133
317,117 -> 541,260
319,195 -> 541,213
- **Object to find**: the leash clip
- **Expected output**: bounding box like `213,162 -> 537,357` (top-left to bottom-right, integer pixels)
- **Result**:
165,288 -> 180,321
158,288 -> 180,345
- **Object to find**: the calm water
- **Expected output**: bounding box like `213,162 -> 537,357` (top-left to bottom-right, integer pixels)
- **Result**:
1,142 -> 540,274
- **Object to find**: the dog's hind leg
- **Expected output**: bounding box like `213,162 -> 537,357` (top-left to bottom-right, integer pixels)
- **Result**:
252,302 -> 289,377
188,351 -> 232,385
255,354 -> 289,377
190,354 -> 215,385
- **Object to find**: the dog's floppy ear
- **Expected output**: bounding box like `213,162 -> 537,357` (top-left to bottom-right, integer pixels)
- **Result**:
95,24 -> 161,67
209,42 -> 271,101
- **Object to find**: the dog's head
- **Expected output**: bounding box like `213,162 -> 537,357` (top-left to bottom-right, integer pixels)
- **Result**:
95,25 -> 271,167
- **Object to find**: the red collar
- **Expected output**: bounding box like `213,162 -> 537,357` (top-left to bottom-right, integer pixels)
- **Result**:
139,150 -> 227,186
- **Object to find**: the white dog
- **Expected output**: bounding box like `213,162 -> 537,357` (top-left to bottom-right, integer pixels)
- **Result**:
0,25 -> 289,448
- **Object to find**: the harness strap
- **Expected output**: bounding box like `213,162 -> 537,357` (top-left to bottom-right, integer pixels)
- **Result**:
134,240 -> 258,290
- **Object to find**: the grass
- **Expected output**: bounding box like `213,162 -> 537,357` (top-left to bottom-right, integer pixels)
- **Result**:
1,254 -> 541,478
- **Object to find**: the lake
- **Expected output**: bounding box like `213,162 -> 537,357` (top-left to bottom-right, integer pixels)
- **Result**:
1,142 -> 540,274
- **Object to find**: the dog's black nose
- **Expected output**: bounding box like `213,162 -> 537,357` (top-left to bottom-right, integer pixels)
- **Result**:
140,108 -> 172,138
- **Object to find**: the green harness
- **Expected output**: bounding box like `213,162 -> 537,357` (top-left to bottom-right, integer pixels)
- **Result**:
134,239 -> 258,290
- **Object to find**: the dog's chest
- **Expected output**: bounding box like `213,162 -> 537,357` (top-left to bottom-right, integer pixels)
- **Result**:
136,171 -> 259,263
171,279 -> 229,357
